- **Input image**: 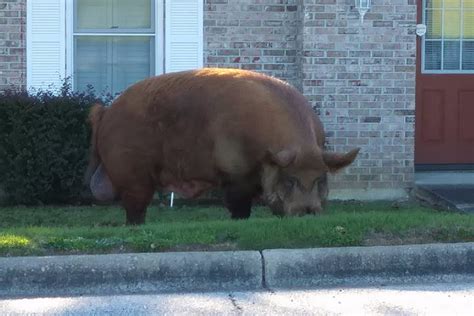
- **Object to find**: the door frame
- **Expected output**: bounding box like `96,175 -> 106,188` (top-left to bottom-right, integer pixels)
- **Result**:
415,0 -> 474,169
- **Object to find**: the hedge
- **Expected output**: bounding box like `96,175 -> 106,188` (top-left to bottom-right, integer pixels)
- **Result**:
0,83 -> 227,206
0,83 -> 105,205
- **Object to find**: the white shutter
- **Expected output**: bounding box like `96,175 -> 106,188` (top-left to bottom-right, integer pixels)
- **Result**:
27,0 -> 66,91
165,0 -> 203,73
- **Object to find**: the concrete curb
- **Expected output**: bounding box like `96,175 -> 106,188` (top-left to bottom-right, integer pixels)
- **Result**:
0,242 -> 473,297
263,242 -> 474,289
0,251 -> 262,297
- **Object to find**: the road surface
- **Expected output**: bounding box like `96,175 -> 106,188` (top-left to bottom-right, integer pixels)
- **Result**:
1,281 -> 473,315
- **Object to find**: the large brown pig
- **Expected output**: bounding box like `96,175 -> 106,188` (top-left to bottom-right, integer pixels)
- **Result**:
85,68 -> 359,224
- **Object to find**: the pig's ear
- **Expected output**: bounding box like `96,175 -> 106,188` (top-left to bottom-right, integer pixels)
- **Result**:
323,148 -> 360,173
266,148 -> 297,167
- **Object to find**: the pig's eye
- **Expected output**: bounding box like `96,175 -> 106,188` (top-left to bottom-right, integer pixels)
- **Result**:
282,177 -> 296,191
312,174 -> 327,186
319,174 -> 327,183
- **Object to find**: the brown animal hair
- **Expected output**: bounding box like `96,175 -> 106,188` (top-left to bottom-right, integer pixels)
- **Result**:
323,148 -> 361,173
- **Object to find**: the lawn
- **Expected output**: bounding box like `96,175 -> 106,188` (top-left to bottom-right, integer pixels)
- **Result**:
0,201 -> 473,257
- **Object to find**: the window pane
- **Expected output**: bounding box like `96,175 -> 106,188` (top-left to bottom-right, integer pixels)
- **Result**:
425,0 -> 442,9
113,0 -> 152,29
426,9 -> 442,39
444,10 -> 461,39
76,0 -> 109,30
464,10 -> 474,39
425,41 -> 442,70
465,0 -> 474,8
462,41 -> 474,70
425,0 -> 464,9
113,37 -> 153,94
74,37 -> 110,94
75,0 -> 152,30
445,0 -> 460,8
75,36 -> 153,96
443,41 -> 460,70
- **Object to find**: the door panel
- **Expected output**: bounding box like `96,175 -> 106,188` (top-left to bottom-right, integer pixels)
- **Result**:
421,90 -> 444,142
459,91 -> 474,141
416,0 -> 474,164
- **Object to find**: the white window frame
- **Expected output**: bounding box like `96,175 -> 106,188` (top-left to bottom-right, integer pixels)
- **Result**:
422,0 -> 474,74
64,0 -> 164,91
27,0 -> 203,92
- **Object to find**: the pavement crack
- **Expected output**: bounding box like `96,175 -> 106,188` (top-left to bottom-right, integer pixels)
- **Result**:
228,293 -> 243,312
260,250 -> 274,293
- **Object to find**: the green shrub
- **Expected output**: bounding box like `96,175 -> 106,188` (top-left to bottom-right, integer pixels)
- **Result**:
0,83 -> 103,205
0,82 -> 227,206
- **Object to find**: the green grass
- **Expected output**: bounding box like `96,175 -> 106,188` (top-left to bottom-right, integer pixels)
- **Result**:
0,201 -> 473,257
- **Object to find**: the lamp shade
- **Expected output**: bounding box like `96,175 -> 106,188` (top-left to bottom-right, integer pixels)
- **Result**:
355,0 -> 371,23
356,0 -> 371,10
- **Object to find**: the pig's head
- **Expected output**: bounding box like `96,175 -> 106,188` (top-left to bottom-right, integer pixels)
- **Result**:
261,146 -> 360,216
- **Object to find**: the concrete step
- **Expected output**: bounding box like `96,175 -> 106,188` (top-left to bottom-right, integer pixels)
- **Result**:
415,184 -> 474,214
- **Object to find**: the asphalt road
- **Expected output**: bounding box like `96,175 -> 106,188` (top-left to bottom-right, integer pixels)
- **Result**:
1,281 -> 473,315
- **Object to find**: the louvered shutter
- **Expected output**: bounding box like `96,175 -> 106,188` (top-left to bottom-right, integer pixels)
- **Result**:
26,0 -> 66,91
165,0 -> 203,73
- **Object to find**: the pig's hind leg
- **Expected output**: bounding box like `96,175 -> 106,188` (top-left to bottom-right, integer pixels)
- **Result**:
121,187 -> 154,225
223,182 -> 260,219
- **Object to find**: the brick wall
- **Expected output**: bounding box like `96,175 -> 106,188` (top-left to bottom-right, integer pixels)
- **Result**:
300,0 -> 416,197
204,0 -> 302,89
205,0 -> 417,198
0,0 -> 26,91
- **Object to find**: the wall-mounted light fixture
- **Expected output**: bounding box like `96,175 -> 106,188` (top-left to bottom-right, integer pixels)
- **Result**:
355,0 -> 371,24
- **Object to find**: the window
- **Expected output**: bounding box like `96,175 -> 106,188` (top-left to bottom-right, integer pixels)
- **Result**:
71,0 -> 158,96
423,0 -> 474,73
27,0 -> 203,92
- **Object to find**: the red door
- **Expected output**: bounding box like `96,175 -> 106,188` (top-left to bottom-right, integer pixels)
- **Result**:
416,0 -> 474,165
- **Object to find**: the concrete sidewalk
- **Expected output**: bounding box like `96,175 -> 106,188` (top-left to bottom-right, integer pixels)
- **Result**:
1,242 -> 473,298
415,171 -> 474,213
